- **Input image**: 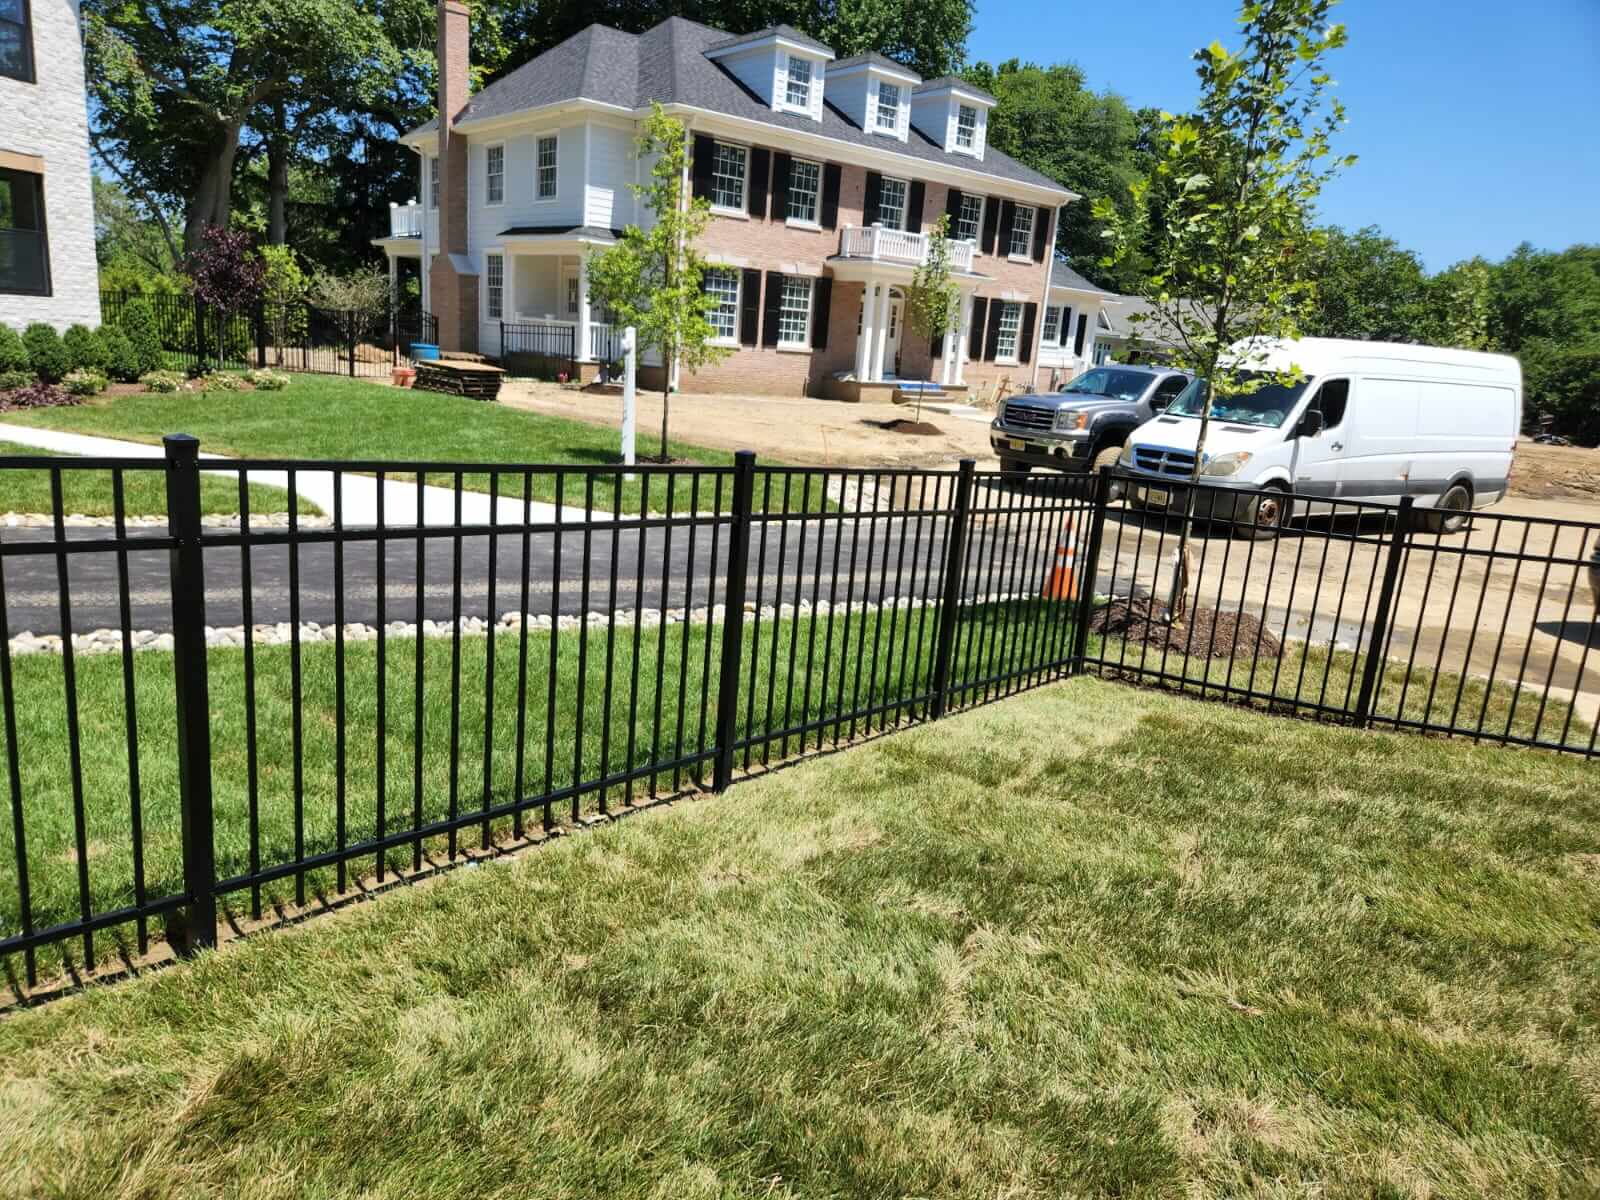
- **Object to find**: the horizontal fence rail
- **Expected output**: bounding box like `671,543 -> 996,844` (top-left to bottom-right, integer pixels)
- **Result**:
0,448 -> 1594,996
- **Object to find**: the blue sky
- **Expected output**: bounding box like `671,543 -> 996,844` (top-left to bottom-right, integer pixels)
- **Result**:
966,0 -> 1599,271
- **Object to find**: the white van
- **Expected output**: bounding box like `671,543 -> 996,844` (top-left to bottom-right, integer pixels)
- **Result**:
1117,337 -> 1522,535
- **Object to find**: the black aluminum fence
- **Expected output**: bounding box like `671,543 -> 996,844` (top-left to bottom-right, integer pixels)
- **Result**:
500,320 -> 577,378
99,292 -> 436,378
0,451 -> 1595,994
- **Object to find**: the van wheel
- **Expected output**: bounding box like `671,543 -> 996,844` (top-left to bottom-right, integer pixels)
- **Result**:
1236,486 -> 1292,540
1426,483 -> 1472,534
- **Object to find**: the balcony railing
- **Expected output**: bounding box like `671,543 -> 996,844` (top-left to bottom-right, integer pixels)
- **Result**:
838,224 -> 976,272
388,200 -> 423,239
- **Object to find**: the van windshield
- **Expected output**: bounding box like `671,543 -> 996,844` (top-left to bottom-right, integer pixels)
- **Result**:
1165,373 -> 1311,429
1059,368 -> 1152,402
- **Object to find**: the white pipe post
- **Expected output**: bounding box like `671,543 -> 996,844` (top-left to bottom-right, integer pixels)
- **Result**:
621,324 -> 637,479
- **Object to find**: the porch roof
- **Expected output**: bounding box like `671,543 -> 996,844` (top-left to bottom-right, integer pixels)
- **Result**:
498,224 -> 622,241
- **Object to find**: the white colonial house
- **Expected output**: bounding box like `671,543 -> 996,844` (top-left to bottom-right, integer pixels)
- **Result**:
0,0 -> 100,330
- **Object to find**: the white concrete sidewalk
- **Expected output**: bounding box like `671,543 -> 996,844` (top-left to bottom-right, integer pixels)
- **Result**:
0,422 -> 611,525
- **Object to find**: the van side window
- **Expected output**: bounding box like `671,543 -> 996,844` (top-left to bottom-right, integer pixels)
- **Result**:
1315,379 -> 1350,429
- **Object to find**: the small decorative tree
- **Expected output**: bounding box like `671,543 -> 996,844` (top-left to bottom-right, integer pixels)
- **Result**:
586,103 -> 730,461
904,214 -> 963,423
182,224 -> 267,369
1093,0 -> 1354,621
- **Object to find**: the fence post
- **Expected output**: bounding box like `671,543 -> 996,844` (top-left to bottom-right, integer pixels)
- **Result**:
712,450 -> 758,792
193,295 -> 209,368
347,312 -> 357,378
253,300 -> 267,368
1353,496 -> 1414,727
1069,468 -> 1113,671
163,434 -> 217,954
929,458 -> 977,720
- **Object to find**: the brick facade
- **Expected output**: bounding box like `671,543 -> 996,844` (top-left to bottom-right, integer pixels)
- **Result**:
430,0 -> 480,353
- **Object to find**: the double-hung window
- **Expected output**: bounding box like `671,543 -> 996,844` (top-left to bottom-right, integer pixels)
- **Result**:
787,158 -> 821,225
485,145 -> 505,205
1041,306 -> 1063,347
710,142 -> 747,211
485,253 -> 504,319
877,176 -> 908,231
0,167 -> 49,295
875,82 -> 901,132
955,193 -> 984,243
955,104 -> 977,150
994,301 -> 1022,361
777,276 -> 813,347
0,0 -> 32,82
785,56 -> 812,108
1009,205 -> 1035,258
537,136 -> 558,199
704,268 -> 739,341
428,156 -> 440,208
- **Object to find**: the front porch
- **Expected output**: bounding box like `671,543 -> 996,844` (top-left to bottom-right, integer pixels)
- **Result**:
826,267 -> 985,392
494,234 -> 621,379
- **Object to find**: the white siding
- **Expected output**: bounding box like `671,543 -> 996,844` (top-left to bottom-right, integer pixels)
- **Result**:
584,123 -> 634,230
0,0 -> 100,331
719,47 -> 776,106
824,72 -> 871,132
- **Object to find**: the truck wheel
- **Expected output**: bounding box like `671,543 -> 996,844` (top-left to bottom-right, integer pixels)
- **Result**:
1236,486 -> 1292,540
1091,443 -> 1123,474
999,457 -> 1032,475
1425,483 -> 1472,534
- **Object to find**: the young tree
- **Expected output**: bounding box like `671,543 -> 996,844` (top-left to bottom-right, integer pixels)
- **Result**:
1094,0 -> 1353,618
183,225 -> 267,367
904,215 -> 963,422
586,104 -> 730,462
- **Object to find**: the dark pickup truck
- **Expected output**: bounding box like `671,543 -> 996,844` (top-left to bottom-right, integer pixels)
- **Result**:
989,365 -> 1192,473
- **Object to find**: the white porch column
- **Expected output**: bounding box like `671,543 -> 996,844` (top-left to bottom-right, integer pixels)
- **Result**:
868,281 -> 893,382
387,254 -> 398,307
577,255 -> 593,362
953,292 -> 975,386
854,282 -> 877,381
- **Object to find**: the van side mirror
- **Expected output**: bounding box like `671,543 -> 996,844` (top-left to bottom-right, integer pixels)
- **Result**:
1298,410 -> 1324,439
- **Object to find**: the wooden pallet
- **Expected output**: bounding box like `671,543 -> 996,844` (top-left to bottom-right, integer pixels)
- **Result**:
413,359 -> 506,400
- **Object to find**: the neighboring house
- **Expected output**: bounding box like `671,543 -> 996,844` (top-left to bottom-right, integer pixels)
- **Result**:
377,2 -> 1074,397
1096,295 -> 1217,364
0,0 -> 100,330
1036,259 -> 1116,389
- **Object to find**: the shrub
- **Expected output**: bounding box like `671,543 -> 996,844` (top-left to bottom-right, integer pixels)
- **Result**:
197,370 -> 246,392
244,368 -> 290,391
63,369 -> 109,396
140,370 -> 188,394
97,327 -> 140,382
0,369 -> 31,391
21,323 -> 70,383
0,380 -> 76,411
62,323 -> 108,373
0,324 -> 27,375
118,298 -> 165,376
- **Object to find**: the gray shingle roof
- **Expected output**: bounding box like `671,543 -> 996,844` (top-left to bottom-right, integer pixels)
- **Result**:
406,18 -> 1065,194
1049,259 -> 1115,295
499,223 -> 621,239
827,52 -> 918,77
705,23 -> 833,57
913,75 -> 995,103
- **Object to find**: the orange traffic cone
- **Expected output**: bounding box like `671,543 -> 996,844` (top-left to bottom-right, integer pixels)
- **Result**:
1043,523 -> 1079,601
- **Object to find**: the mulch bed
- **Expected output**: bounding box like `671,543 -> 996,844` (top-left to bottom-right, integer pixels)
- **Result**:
1089,595 -> 1282,660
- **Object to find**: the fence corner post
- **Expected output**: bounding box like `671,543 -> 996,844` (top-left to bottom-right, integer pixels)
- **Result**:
929,457 -> 977,720
712,450 -> 758,791
1069,467 -> 1113,671
1353,495 -> 1414,727
163,434 -> 217,954
253,299 -> 267,368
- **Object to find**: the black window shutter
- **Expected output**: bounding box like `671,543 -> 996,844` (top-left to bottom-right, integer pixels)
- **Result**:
739,268 -> 761,346
905,181 -> 925,234
863,172 -> 882,224
1073,312 -> 1088,356
968,298 -> 988,361
821,163 -> 841,229
1032,206 -> 1050,262
998,201 -> 1016,254
770,153 -> 791,220
762,272 -> 784,348
945,187 -> 963,225
1019,302 -> 1038,364
691,135 -> 715,201
747,148 -> 770,218
984,303 -> 1003,362
981,197 -> 1000,254
811,277 -> 833,349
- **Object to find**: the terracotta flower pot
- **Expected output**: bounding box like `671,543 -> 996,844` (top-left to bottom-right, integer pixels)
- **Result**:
392,367 -> 417,389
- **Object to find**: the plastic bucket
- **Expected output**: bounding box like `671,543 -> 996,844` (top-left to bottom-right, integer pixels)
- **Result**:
411,342 -> 440,361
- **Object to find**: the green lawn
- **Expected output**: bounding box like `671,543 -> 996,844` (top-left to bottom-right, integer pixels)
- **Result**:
4,377 -> 825,514
0,441 -> 314,516
1,677 -> 1595,1197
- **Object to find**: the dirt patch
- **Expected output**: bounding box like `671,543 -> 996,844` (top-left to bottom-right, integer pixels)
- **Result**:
1509,440 -> 1600,503
1090,596 -> 1283,660
867,419 -> 942,437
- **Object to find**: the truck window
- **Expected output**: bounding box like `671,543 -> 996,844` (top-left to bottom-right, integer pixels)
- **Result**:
1314,379 -> 1349,429
1152,376 -> 1188,408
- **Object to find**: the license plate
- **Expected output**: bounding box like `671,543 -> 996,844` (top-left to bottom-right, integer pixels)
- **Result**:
1008,439 -> 1027,452
1148,488 -> 1170,507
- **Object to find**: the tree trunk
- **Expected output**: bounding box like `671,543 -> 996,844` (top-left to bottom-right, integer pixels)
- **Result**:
659,351 -> 672,462
267,104 -> 289,246
183,120 -> 244,253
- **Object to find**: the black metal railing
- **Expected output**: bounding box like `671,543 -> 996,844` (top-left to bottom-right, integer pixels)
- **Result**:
0,451 -> 1594,995
500,321 -> 577,379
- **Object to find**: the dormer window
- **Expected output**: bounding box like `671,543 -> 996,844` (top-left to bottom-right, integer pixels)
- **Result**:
875,83 -> 901,132
785,56 -> 812,108
956,105 -> 977,150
